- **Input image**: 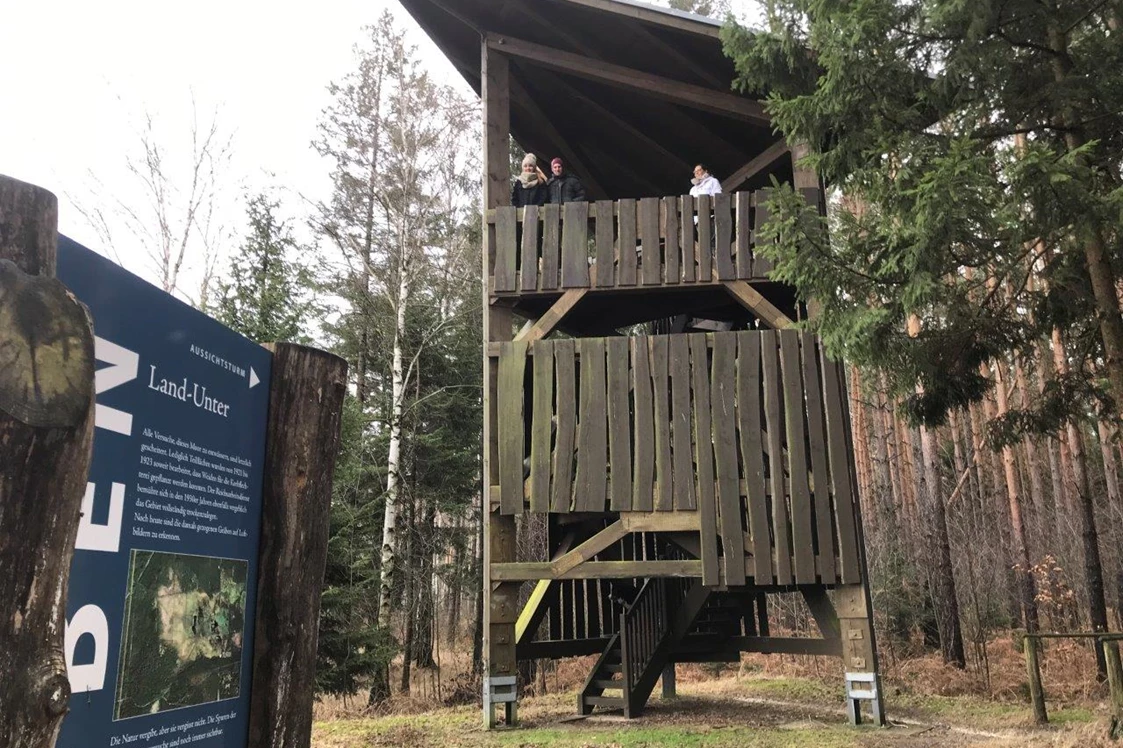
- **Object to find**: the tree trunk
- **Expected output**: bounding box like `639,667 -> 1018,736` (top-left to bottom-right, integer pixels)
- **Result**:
414,495 -> 437,669
993,360 -> 1040,632
372,262 -> 411,703
1047,23 -> 1123,413
1053,328 -> 1110,678
0,175 -> 95,748
1015,359 -> 1048,555
249,344 -> 348,748
917,419 -> 967,667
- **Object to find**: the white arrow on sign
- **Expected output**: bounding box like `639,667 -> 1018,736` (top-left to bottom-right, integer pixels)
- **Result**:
249,367 -> 260,389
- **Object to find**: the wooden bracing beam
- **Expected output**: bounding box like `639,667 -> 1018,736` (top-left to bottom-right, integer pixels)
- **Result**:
514,530 -> 577,644
723,280 -> 794,329
484,34 -> 769,125
514,288 -> 587,343
550,511 -> 699,576
492,559 -> 702,581
721,140 -> 791,193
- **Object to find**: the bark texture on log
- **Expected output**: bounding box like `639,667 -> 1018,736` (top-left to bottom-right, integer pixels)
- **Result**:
248,343 -> 347,748
0,174 -> 95,748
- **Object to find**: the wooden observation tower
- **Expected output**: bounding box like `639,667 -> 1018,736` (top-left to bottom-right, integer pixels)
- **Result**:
398,0 -> 884,728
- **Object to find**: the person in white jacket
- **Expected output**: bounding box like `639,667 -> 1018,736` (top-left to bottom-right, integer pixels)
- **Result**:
689,164 -> 722,197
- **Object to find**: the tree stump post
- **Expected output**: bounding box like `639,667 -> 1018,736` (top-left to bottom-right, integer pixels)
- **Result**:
0,174 -> 96,748
1103,638 -> 1123,740
1022,633 -> 1048,725
247,343 -> 347,748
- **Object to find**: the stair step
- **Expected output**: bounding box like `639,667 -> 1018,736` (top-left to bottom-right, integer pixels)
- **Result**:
585,696 -> 625,708
593,678 -> 624,690
603,663 -> 622,673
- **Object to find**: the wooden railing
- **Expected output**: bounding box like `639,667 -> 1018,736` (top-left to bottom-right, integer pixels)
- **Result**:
487,190 -> 811,294
620,578 -> 671,696
494,329 -> 863,589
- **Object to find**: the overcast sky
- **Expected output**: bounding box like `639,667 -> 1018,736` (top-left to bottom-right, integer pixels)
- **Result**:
0,0 -> 465,294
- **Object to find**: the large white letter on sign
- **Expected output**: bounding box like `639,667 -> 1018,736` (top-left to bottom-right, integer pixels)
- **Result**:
75,482 -> 125,553
65,605 -> 109,693
94,337 -> 138,435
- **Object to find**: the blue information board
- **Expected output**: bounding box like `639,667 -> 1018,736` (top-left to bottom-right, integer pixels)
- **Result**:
56,237 -> 271,748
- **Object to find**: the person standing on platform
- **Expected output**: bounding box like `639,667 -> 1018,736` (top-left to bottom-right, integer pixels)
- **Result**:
511,153 -> 548,207
689,163 -> 722,197
546,158 -> 587,204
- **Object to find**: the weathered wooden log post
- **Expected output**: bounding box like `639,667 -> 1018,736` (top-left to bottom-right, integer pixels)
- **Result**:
247,343 -> 347,748
1021,633 -> 1048,725
1104,637 -> 1123,739
0,175 -> 95,747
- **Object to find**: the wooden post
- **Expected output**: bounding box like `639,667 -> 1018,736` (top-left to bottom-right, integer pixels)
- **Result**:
1023,634 -> 1048,725
661,663 -> 676,699
1103,639 -> 1123,739
0,174 -> 95,747
247,343 -> 347,748
481,37 -> 521,729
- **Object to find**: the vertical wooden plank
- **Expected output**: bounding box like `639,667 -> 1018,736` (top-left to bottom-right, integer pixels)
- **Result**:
640,197 -> 661,286
779,330 -> 815,584
529,341 -> 553,513
822,353 -> 861,583
696,195 -> 712,282
551,339 -> 576,513
562,579 -> 574,639
595,200 -> 615,288
752,190 -> 773,277
540,203 -> 561,290
690,334 -> 720,586
493,205 -> 517,292
737,331 -> 772,584
713,193 -> 734,281
617,199 -> 637,286
650,336 -> 673,511
711,333 -> 746,586
607,337 -> 632,511
679,195 -> 695,282
801,333 -> 837,583
663,196 -> 680,285
735,191 -> 752,280
670,335 -> 696,511
498,340 -> 527,514
631,336 -> 655,511
520,205 -> 539,292
575,338 -> 608,511
762,331 -> 793,584
574,579 -> 587,640
561,201 -> 590,288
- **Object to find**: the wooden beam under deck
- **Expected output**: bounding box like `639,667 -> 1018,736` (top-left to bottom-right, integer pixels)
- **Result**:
484,34 -> 769,125
723,280 -> 794,329
721,140 -> 791,193
492,559 -> 703,581
514,288 -> 587,343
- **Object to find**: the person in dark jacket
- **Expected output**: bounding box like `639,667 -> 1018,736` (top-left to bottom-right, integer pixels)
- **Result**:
546,158 -> 587,204
511,153 -> 548,207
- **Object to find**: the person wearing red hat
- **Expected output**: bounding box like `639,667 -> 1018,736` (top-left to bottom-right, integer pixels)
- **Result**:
546,157 -> 587,205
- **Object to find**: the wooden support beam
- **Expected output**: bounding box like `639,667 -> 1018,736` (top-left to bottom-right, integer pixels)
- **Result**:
800,588 -> 842,640
721,140 -> 791,193
519,637 -> 613,659
485,34 -> 769,125
627,22 -> 727,89
550,511 -> 699,577
552,520 -> 628,575
515,288 -> 587,343
492,559 -> 703,581
723,280 -> 794,329
514,528 -> 576,644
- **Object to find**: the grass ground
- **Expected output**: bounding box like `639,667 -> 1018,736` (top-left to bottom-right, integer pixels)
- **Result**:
311,635 -> 1120,747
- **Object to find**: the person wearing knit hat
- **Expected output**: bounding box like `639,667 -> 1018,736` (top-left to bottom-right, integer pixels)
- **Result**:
546,157 -> 587,205
511,153 -> 548,207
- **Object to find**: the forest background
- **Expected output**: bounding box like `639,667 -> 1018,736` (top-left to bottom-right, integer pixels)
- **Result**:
17,0 -> 1123,717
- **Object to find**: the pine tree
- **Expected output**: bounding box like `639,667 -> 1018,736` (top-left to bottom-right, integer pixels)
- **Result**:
213,193 -> 311,343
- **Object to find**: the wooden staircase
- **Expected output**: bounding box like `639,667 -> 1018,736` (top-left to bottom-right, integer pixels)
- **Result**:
578,577 -> 736,717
